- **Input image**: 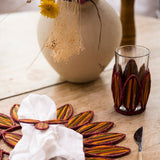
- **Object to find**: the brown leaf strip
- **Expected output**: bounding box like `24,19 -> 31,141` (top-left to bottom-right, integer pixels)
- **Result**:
3,132 -> 22,148
10,104 -> 20,123
85,157 -> 112,160
112,64 -> 122,79
84,133 -> 125,146
19,119 -> 39,124
122,75 -> 141,111
141,71 -> 151,108
57,104 -> 73,120
35,122 -> 49,130
139,64 -> 146,82
111,72 -> 122,108
0,113 -> 15,129
45,119 -> 67,124
5,125 -> 21,132
67,111 -> 94,129
77,122 -> 114,137
84,145 -> 131,158
123,59 -> 138,81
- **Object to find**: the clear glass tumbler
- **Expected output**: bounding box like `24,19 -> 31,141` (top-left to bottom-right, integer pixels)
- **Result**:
111,45 -> 151,115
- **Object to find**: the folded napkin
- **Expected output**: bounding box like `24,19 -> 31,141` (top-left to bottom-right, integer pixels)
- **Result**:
9,94 -> 85,160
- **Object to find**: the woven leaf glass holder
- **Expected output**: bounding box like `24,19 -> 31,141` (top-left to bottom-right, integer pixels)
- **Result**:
111,45 -> 151,115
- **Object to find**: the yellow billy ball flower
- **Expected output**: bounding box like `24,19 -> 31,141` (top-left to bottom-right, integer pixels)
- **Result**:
39,0 -> 60,18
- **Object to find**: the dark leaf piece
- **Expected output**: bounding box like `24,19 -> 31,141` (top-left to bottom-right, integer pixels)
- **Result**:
84,145 -> 131,158
141,71 -> 151,108
35,122 -> 49,130
5,125 -> 22,132
84,132 -> 125,146
0,113 -> 15,129
0,125 -> 22,148
67,111 -> 94,130
10,104 -> 20,123
112,64 -> 122,78
122,75 -> 141,111
0,149 -> 9,160
76,122 -> 114,137
3,132 -> 22,148
111,72 -> 122,108
57,104 -> 73,120
45,119 -> 67,124
85,157 -> 112,160
123,59 -> 138,81
19,119 -> 39,124
139,64 -> 146,82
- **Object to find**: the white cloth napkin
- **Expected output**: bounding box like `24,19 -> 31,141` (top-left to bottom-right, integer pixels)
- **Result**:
9,94 -> 85,160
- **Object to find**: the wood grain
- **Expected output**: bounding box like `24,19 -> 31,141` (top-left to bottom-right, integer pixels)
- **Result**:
0,12 -> 64,100
0,12 -> 160,100
0,13 -> 160,159
0,53 -> 160,159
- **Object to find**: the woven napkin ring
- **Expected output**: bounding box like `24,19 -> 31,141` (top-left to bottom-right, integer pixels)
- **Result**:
18,119 -> 68,130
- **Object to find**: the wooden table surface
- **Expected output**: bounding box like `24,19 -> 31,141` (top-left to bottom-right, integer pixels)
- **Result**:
0,12 -> 160,160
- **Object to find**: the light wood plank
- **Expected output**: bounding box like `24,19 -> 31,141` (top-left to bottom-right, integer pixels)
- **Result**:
0,12 -> 160,100
0,11 -> 64,100
0,49 -> 160,159
136,16 -> 160,58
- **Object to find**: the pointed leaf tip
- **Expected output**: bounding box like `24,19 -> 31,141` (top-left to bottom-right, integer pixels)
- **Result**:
112,72 -> 122,108
84,132 -> 126,146
57,104 -> 73,120
77,122 -> 114,137
141,71 -> 151,108
3,132 -> 22,148
0,113 -> 15,129
85,157 -> 113,160
123,59 -> 138,81
67,111 -> 94,129
35,122 -> 49,130
84,145 -> 131,158
122,75 -> 141,111
10,104 -> 20,123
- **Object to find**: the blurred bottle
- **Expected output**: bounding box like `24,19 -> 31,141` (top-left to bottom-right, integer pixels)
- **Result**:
120,0 -> 135,45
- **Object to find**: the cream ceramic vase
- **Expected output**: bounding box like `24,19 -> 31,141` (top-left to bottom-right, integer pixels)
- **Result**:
37,0 -> 122,83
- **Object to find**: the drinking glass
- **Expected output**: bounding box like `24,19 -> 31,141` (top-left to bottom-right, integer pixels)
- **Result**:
111,45 -> 151,115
